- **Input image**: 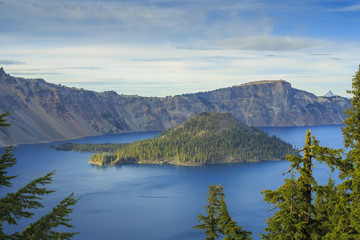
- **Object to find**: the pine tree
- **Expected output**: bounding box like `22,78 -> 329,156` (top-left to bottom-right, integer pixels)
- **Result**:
342,64 -> 360,236
194,184 -> 222,240
261,129 -> 345,239
218,194 -> 252,240
0,111 -> 80,239
194,184 -> 251,240
321,64 -> 360,238
261,65 -> 360,239
261,130 -> 317,239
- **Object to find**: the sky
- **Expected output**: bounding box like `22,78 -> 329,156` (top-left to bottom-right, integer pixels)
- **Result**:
0,0 -> 360,97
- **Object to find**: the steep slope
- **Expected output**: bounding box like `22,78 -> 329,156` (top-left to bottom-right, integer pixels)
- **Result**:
185,80 -> 349,126
0,68 -> 350,146
89,112 -> 297,166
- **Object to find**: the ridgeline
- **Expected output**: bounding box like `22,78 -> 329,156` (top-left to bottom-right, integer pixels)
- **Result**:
0,67 -> 350,147
89,112 -> 296,166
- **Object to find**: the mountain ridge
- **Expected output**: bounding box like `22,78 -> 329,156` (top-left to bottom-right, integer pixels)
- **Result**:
0,68 -> 350,146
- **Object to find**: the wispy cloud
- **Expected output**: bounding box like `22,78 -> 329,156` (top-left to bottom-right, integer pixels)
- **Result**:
62,67 -> 103,70
127,57 -> 183,62
335,4 -> 360,11
10,71 -> 62,76
0,60 -> 25,65
0,0 -> 273,43
212,36 -> 322,51
0,0 -> 358,98
311,53 -> 331,56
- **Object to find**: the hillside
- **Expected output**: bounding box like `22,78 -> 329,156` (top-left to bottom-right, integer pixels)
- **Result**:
89,112 -> 297,166
0,67 -> 350,146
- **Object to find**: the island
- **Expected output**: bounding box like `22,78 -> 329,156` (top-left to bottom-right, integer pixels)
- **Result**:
88,112 -> 297,166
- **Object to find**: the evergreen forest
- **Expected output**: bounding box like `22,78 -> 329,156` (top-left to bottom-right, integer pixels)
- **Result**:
89,112 -> 296,166
51,142 -> 126,152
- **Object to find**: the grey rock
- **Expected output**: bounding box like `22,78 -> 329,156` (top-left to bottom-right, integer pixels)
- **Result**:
0,70 -> 350,146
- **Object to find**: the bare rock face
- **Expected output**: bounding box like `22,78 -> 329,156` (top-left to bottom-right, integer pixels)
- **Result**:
0,68 -> 350,146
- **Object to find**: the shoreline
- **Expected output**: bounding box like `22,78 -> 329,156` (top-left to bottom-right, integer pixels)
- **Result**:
0,130 -> 162,148
89,158 -> 285,167
0,124 -> 344,148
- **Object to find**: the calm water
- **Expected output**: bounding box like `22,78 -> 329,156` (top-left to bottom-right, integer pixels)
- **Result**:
1,125 -> 344,240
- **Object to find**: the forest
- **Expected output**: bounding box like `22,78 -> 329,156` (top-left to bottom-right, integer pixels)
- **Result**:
88,112 -> 296,166
50,142 -> 126,153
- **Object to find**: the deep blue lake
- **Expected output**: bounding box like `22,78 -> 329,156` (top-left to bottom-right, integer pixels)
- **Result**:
1,125 -> 344,239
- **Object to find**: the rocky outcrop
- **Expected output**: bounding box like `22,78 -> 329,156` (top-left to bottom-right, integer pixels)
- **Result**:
0,68 -> 350,146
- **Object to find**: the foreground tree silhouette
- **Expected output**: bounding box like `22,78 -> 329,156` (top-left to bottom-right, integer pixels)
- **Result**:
194,184 -> 251,240
0,111 -> 80,239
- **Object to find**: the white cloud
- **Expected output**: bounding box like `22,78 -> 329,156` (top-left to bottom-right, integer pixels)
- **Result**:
0,0 -> 359,98
0,0 -> 274,44
1,40 -> 357,98
212,36 -> 322,51
335,4 -> 360,11
0,60 -> 25,65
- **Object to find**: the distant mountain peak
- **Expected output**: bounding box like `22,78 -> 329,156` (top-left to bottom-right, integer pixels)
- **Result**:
324,90 -> 335,97
0,67 -> 6,76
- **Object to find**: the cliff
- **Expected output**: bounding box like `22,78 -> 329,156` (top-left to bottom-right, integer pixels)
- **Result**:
0,68 -> 350,146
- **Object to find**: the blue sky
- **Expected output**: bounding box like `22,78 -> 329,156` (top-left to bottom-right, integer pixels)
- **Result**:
0,0 -> 359,97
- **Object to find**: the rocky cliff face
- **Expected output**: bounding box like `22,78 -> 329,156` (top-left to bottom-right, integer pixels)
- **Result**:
0,68 -> 350,146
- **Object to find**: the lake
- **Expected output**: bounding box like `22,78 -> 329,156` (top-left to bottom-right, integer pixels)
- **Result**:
1,125 -> 344,239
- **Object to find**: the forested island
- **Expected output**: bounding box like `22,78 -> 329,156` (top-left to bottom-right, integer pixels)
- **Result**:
88,112 -> 296,166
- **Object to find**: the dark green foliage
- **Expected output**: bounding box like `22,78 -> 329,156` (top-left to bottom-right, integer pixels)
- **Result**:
262,130 -> 317,239
0,111 -> 11,127
0,146 -> 17,188
194,184 -> 222,240
194,184 -> 251,240
0,112 -> 79,239
343,64 -> 360,149
90,112 -> 296,166
218,194 -> 252,240
51,142 -> 126,152
1,171 -> 55,227
20,193 -> 79,240
261,65 -> 360,239
330,64 -> 360,238
311,64 -> 360,239
261,130 -> 347,239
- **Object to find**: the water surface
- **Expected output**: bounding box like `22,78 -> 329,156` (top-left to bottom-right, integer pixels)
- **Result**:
1,126 -> 344,239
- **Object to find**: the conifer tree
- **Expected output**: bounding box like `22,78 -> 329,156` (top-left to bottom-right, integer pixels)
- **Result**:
343,64 -> 360,235
261,65 -> 360,239
323,64 -> 360,238
194,184 -> 222,240
194,184 -> 251,240
218,194 -> 252,240
0,111 -> 80,239
261,130 -> 318,239
261,129 -> 347,239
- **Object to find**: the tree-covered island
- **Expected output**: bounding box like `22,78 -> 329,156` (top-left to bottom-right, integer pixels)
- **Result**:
88,112 -> 296,166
